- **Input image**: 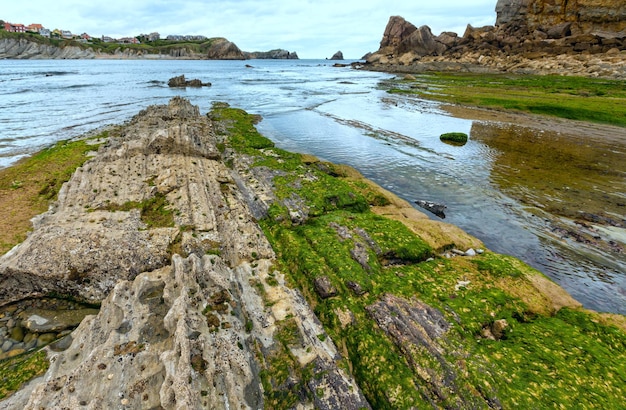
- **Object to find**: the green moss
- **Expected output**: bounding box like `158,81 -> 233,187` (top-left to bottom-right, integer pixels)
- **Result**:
0,350 -> 49,400
386,73 -> 626,127
213,103 -> 626,409
440,132 -> 468,145
0,136 -> 104,255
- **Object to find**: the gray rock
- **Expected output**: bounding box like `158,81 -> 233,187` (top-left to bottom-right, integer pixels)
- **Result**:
1,339 -> 13,352
314,276 -> 338,299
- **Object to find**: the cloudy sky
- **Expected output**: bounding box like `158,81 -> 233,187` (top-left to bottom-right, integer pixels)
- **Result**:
2,1 -> 497,58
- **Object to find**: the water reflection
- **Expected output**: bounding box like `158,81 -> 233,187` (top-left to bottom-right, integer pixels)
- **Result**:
469,120 -> 626,313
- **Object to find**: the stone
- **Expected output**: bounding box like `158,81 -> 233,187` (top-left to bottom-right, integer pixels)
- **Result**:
168,74 -> 211,88
491,319 -> 509,340
37,333 -> 57,346
9,325 -> 24,342
346,281 -> 366,296
2,339 -> 13,352
465,248 -> 477,257
415,200 -> 447,219
314,276 -> 338,299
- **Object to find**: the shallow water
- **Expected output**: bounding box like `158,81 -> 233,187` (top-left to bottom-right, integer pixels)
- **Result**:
0,59 -> 624,314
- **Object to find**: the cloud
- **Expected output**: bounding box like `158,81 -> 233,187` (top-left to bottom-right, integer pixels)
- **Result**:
1,0 -> 497,58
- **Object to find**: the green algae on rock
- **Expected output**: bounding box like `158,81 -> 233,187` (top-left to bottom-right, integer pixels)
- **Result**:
212,102 -> 626,408
440,132 -> 469,145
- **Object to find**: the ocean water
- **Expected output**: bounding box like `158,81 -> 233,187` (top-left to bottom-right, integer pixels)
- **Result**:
1,59 -> 624,314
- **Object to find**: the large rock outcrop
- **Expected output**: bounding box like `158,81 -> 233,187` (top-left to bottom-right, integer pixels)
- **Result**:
365,2 -> 626,77
0,98 -> 370,409
242,49 -> 299,59
206,38 -> 245,60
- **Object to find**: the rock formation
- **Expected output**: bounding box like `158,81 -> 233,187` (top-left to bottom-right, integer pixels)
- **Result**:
167,74 -> 212,87
206,38 -> 246,60
330,50 -> 344,60
365,1 -> 626,78
242,49 -> 299,59
0,98 -> 369,409
0,37 -> 97,59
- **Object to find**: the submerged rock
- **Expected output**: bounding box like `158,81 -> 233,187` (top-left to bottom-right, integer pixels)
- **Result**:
415,200 -> 447,218
167,74 -> 211,87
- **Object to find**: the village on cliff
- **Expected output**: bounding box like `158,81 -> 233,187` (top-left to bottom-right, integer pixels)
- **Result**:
2,19 -> 204,45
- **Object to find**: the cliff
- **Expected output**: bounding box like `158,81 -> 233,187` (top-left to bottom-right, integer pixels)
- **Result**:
0,34 -> 246,60
365,0 -> 626,78
496,0 -> 626,35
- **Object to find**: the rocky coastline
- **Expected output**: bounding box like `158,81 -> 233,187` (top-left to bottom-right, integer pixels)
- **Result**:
0,35 -> 298,60
1,97 -> 624,408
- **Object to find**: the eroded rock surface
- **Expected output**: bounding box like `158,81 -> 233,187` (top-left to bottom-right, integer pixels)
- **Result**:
0,98 -> 369,409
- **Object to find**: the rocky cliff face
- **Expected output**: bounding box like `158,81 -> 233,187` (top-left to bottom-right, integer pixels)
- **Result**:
0,38 -> 97,59
496,0 -> 626,35
242,49 -> 299,59
366,1 -> 626,77
205,38 -> 246,60
0,36 -> 248,60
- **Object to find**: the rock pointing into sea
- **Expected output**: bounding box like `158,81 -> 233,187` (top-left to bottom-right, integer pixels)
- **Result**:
0,97 -> 370,409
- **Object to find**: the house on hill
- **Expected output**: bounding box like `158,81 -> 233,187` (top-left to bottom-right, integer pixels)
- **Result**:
4,22 -> 26,33
27,23 -> 43,33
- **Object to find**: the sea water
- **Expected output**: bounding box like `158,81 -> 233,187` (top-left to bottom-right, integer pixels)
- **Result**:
1,59 -> 624,314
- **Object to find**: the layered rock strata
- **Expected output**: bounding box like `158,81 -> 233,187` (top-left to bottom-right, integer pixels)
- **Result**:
0,98 -> 369,409
365,4 -> 626,78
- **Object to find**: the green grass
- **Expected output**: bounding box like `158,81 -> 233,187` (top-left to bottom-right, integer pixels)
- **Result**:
387,73 -> 626,127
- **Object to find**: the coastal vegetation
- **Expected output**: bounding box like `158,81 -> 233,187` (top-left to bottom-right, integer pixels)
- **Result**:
0,135 -> 105,255
211,103 -> 626,408
387,73 -> 626,127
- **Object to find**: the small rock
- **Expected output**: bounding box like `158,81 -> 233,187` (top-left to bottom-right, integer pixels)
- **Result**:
491,319 -> 509,340
346,281 -> 366,296
465,248 -> 477,257
2,339 -> 13,352
7,348 -> 25,358
415,200 -> 447,218
314,276 -> 338,299
454,280 -> 471,291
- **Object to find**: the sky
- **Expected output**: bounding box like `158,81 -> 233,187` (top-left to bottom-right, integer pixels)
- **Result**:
2,1 -> 497,59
